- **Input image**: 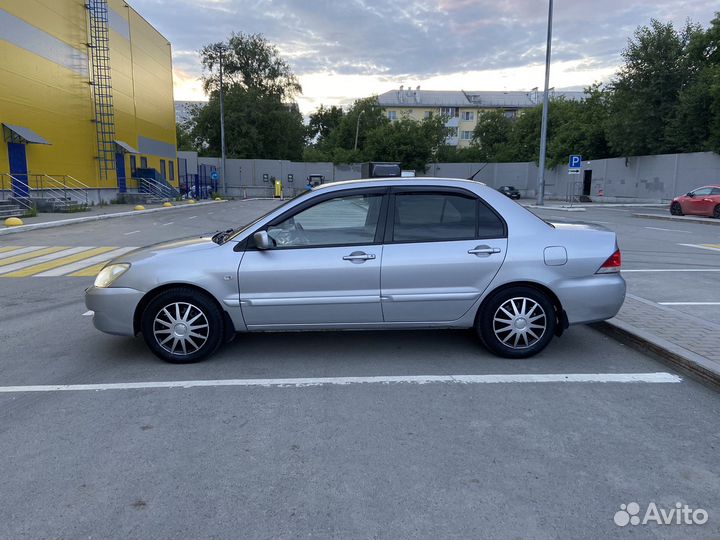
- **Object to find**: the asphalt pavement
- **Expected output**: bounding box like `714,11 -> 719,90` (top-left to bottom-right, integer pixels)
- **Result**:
0,199 -> 718,539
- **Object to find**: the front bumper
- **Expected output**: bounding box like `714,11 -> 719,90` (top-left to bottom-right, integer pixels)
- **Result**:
85,286 -> 145,336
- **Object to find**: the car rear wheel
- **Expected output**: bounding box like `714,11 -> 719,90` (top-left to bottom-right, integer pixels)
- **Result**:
477,287 -> 557,358
140,288 -> 224,363
714,205 -> 720,219
670,202 -> 683,216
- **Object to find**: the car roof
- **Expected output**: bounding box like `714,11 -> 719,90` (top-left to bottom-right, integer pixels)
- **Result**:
316,177 -> 487,191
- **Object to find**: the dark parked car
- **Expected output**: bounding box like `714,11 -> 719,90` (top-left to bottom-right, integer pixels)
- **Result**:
498,186 -> 521,200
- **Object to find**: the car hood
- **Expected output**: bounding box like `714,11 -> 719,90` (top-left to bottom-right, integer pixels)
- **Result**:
114,236 -> 222,265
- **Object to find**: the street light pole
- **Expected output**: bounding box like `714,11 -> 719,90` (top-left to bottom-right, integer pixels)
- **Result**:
219,46 -> 227,195
354,110 -> 366,151
536,0 -> 553,206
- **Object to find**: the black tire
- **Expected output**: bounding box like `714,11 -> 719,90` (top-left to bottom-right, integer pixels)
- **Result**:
476,286 -> 557,359
140,287 -> 224,363
714,205 -> 720,219
670,202 -> 683,216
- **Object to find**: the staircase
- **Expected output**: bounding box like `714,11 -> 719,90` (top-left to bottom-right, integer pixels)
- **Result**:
31,197 -> 88,213
0,200 -> 25,219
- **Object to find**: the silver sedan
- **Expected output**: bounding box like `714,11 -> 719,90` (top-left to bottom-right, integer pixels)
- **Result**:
85,178 -> 626,363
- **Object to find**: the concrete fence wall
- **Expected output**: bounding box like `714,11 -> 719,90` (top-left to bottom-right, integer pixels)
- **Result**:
186,151 -> 720,202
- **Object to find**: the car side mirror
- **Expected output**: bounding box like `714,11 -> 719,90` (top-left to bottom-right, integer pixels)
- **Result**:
687,192 -> 694,197
253,230 -> 272,250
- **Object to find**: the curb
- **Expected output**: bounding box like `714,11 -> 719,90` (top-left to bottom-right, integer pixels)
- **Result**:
632,212 -> 720,226
0,200 -> 225,236
593,319 -> 720,388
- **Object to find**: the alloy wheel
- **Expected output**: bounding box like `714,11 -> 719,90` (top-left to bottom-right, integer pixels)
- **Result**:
153,302 -> 210,356
492,297 -> 547,349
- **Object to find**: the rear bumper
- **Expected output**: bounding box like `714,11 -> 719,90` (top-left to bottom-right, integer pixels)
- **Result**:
85,286 -> 144,336
555,273 -> 626,325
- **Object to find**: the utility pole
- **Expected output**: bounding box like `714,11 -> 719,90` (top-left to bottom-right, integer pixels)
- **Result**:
219,45 -> 227,195
354,110 -> 366,151
536,0 -> 553,205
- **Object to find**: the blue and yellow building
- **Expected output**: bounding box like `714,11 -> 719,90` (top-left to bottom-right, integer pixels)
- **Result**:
0,0 -> 177,201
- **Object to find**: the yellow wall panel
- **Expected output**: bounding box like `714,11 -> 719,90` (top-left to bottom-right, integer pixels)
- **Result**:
0,0 -> 177,192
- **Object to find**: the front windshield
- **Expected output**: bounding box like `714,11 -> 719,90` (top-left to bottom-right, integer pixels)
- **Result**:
222,189 -> 313,243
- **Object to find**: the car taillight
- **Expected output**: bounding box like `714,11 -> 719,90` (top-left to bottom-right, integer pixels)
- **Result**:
597,249 -> 621,274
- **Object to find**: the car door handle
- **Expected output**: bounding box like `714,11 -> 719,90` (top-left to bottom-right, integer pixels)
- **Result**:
343,251 -> 376,262
468,245 -> 501,256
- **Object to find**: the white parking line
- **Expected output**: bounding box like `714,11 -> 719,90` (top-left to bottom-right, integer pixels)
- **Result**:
678,243 -> 720,252
658,302 -> 720,306
124,230 -> 141,236
623,269 -> 720,272
644,226 -> 689,233
162,221 -> 174,226
0,373 -> 682,393
188,216 -> 198,220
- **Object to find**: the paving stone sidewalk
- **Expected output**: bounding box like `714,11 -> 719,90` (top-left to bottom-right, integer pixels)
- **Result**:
601,293 -> 720,385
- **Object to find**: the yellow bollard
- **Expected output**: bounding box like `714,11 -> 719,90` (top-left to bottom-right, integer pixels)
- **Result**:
163,202 -> 173,207
134,205 -> 145,211
214,197 -> 222,201
187,199 -> 197,204
4,217 -> 23,227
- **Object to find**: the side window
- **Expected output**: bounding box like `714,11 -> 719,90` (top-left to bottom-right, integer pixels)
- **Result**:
477,200 -> 506,238
712,188 -> 720,195
392,193 -> 476,242
140,156 -> 148,169
160,159 -> 167,179
129,155 -> 137,176
168,160 -> 175,181
693,188 -> 712,196
267,194 -> 383,248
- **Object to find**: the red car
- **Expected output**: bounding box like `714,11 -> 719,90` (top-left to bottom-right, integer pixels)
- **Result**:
670,185 -> 720,218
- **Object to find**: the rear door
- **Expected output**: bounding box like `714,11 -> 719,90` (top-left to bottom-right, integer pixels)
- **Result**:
380,187 -> 507,323
238,188 -> 388,328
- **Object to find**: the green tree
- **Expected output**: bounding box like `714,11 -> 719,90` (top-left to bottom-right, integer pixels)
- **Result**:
200,33 -> 301,99
666,14 -> 720,152
606,19 -> 704,156
191,33 -> 306,160
364,115 -> 449,172
471,110 -> 513,161
307,105 -> 345,144
176,122 -> 195,152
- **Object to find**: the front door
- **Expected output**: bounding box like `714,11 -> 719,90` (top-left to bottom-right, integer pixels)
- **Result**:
7,143 -> 29,197
686,188 -> 712,215
238,190 -> 387,328
381,189 -> 507,322
115,153 -> 127,193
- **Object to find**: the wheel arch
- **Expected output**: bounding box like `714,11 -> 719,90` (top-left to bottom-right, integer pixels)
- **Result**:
476,281 -> 569,336
133,283 -> 236,339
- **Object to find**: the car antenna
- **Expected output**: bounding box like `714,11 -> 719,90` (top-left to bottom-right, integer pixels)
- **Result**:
467,162 -> 489,181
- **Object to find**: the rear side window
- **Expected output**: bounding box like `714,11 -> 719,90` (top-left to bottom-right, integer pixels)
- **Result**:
392,193 -> 476,242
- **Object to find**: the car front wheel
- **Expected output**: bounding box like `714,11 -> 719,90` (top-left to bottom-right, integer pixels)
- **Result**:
140,288 -> 224,363
714,205 -> 720,219
670,202 -> 683,216
477,287 -> 557,358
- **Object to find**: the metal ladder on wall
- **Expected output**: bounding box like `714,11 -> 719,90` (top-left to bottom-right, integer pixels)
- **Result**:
86,0 -> 116,181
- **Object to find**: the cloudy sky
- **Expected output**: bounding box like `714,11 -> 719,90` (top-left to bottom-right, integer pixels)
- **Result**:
130,0 -> 716,114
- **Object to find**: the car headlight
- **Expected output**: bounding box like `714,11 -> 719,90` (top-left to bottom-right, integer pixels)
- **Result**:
94,263 -> 131,288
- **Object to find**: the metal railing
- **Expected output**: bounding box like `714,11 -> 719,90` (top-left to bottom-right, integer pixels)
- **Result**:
129,176 -> 180,201
29,174 -> 90,206
565,180 -> 584,206
0,173 -> 35,214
